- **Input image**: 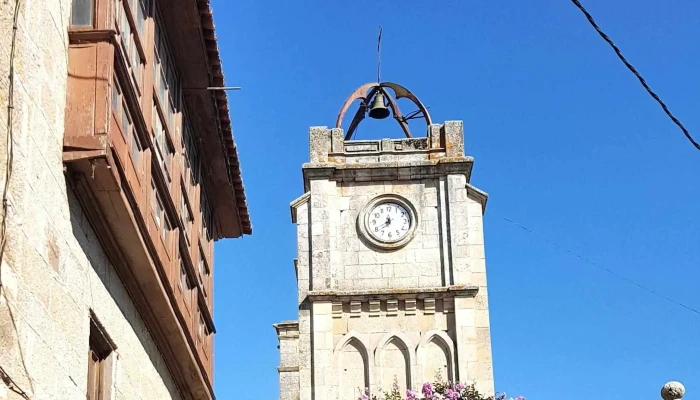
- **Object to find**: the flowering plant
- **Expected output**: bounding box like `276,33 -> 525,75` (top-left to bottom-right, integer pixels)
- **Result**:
356,375 -> 523,400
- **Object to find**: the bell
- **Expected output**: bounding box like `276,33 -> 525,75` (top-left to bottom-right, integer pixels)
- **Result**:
368,92 -> 390,119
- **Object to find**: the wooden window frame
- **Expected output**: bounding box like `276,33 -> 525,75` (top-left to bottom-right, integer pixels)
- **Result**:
195,304 -> 210,354
112,74 -> 142,174
87,313 -> 116,400
151,180 -> 166,237
163,212 -> 172,242
113,0 -> 146,96
111,74 -> 120,115
177,252 -> 193,313
130,128 -> 142,171
182,119 -> 199,201
180,184 -> 193,246
197,246 -> 210,298
152,100 -> 175,181
200,190 -> 213,242
132,0 -> 149,41
197,308 -> 205,345
70,0 -> 96,29
120,99 -> 131,140
153,5 -> 181,138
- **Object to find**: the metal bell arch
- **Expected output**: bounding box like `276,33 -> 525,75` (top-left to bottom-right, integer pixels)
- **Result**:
335,82 -> 432,140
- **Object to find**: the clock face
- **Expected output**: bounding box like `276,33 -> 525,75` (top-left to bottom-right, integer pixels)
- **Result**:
366,202 -> 412,242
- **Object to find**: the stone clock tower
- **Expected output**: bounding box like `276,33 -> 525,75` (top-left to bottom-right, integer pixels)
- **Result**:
274,83 -> 494,400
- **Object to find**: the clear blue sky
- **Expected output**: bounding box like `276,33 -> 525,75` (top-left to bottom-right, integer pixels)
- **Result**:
209,1 -> 700,398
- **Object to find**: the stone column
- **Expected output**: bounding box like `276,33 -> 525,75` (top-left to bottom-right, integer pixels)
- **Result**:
312,301 -> 334,400
661,382 -> 685,400
453,296 -> 476,383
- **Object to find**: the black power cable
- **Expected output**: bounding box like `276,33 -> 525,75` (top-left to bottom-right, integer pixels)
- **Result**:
571,0 -> 700,151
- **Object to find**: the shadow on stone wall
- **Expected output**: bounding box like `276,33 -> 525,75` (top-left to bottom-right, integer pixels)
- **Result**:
0,285 -> 36,396
67,185 -> 182,399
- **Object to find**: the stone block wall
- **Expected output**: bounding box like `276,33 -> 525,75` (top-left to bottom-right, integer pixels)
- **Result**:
0,0 -> 180,398
275,322 -> 300,400
335,179 -> 442,291
279,123 -> 494,399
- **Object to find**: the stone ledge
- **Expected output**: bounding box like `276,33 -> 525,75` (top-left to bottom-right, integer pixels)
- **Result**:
273,321 -> 300,339
302,159 -> 474,190
277,366 -> 300,373
466,183 -> 489,213
306,285 -> 478,302
303,158 -> 474,171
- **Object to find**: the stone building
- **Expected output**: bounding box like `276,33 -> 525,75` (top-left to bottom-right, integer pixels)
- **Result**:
0,0 -> 250,399
274,83 -> 494,400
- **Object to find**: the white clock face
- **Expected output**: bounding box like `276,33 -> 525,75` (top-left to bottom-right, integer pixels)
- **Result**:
366,202 -> 412,242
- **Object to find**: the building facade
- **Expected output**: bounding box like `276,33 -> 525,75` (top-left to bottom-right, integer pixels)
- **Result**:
274,83 -> 494,400
0,0 -> 250,399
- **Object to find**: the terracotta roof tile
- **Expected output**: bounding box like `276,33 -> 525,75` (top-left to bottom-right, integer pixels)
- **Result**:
197,0 -> 252,235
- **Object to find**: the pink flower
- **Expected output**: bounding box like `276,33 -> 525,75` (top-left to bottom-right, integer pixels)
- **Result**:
445,389 -> 460,399
358,387 -> 370,400
422,383 -> 434,398
406,389 -> 419,400
455,383 -> 465,392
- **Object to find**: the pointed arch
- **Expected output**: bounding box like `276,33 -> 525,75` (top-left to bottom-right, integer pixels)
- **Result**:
416,330 -> 455,383
374,332 -> 416,367
334,331 -> 370,357
335,331 -> 371,399
374,331 -> 415,392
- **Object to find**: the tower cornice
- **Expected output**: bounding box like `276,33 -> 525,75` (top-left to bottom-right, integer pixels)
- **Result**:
305,285 -> 479,303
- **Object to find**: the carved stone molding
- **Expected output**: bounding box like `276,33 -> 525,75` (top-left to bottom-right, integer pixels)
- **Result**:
307,286 -> 478,303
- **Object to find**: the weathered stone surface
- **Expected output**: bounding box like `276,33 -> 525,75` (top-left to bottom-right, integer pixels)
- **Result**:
0,1 -> 180,398
275,121 -> 494,399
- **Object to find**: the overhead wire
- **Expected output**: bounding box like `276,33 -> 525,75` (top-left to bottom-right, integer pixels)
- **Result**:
0,0 -> 32,398
494,211 -> 700,317
570,0 -> 700,151
0,0 -> 21,290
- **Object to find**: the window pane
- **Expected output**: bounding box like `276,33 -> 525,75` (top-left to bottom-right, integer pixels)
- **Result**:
164,134 -> 173,171
113,0 -> 121,31
198,250 -> 205,283
179,260 -> 187,290
180,193 -> 186,220
198,313 -> 204,341
152,54 -> 159,91
120,102 -> 130,139
151,181 -> 157,211
183,151 -> 191,186
159,70 -> 167,103
183,266 -> 192,308
152,106 -> 174,173
162,213 -> 171,241
70,0 -> 94,26
168,100 -> 176,134
111,79 -> 119,115
156,198 -> 163,228
152,103 -> 166,168
121,9 -> 132,58
200,194 -> 210,239
136,0 -> 146,38
131,133 -> 141,168
130,40 -> 141,87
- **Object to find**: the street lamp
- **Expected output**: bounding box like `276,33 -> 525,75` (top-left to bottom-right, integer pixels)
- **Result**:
661,382 -> 685,400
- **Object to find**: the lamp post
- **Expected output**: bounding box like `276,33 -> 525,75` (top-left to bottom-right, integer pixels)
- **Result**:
661,382 -> 685,400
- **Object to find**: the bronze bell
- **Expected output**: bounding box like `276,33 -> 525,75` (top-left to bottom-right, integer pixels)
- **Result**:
368,91 -> 390,119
